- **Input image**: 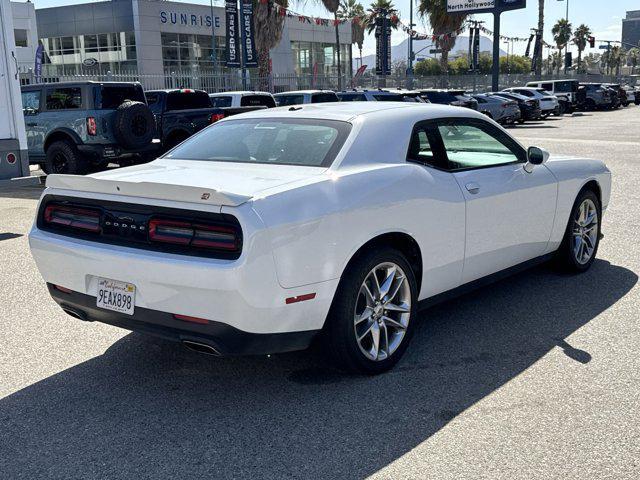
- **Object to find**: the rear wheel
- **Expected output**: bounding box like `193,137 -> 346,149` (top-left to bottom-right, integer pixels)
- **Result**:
44,140 -> 86,175
556,189 -> 601,273
323,248 -> 417,374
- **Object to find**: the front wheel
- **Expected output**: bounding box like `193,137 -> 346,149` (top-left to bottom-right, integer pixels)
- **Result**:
324,249 -> 418,374
556,189 -> 601,273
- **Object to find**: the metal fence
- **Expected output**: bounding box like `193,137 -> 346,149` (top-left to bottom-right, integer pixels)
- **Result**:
18,67 -> 629,94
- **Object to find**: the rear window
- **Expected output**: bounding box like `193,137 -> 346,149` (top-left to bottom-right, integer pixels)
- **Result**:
338,93 -> 366,101
164,118 -> 351,168
98,85 -> 146,109
240,95 -> 276,108
210,96 -> 232,108
373,94 -> 403,101
311,92 -> 338,103
422,91 -> 457,103
46,87 -> 82,110
166,90 -> 212,111
275,94 -> 304,106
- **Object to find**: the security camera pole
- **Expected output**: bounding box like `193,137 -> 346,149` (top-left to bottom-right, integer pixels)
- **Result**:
446,0 -> 527,92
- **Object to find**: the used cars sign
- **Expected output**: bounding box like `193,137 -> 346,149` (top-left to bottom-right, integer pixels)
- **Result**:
447,0 -> 526,14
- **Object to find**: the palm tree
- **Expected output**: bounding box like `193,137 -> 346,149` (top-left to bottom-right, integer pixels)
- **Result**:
535,0 -> 544,76
254,0 -> 288,83
627,47 -> 640,74
551,18 -> 572,74
418,0 -> 467,75
319,0 -> 343,88
572,24 -> 591,74
338,0 -> 367,68
366,0 -> 399,35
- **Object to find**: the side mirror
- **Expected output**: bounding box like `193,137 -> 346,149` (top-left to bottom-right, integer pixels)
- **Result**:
524,146 -> 550,173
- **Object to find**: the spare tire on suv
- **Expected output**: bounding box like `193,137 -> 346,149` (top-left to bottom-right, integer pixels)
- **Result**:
113,100 -> 155,149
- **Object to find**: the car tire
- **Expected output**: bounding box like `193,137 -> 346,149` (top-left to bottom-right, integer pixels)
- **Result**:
44,140 -> 86,175
555,189 -> 601,273
586,99 -> 596,111
323,248 -> 418,374
113,100 -> 155,150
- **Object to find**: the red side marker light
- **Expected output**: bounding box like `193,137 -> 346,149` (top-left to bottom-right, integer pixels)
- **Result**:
54,285 -> 72,294
285,293 -> 316,305
174,314 -> 210,325
6,153 -> 17,164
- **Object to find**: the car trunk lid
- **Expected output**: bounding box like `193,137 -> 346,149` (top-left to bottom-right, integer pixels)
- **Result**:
45,159 -> 327,207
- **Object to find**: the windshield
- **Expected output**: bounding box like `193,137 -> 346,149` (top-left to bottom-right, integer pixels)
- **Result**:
164,118 -> 351,167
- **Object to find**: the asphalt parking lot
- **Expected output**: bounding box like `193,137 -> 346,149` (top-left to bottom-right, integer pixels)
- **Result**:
1,107 -> 639,479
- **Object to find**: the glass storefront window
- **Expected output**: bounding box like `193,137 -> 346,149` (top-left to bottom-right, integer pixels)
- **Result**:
41,31 -> 137,76
292,41 -> 352,76
160,32 -> 225,73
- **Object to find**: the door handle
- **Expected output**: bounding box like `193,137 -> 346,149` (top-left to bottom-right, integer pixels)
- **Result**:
465,182 -> 480,194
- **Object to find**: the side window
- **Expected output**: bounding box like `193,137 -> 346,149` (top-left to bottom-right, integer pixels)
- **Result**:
516,89 -> 534,97
46,87 -> 82,110
21,90 -> 41,114
541,83 -> 553,91
436,121 -> 523,170
407,125 -> 446,169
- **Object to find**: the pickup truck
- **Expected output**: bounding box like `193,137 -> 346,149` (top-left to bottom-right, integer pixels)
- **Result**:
21,81 -> 158,174
146,89 -> 266,152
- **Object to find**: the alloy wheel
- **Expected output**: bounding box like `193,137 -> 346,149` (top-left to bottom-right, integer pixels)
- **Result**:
572,198 -> 599,265
353,262 -> 411,362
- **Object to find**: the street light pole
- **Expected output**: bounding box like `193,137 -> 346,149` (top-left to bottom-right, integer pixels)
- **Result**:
406,0 -> 414,88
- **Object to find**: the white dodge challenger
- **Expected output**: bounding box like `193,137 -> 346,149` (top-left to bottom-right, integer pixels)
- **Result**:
29,102 -> 611,374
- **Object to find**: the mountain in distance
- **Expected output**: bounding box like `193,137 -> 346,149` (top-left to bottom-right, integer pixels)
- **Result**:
357,35 -> 508,70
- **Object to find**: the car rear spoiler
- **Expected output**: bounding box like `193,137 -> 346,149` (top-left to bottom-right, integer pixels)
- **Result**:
45,174 -> 253,207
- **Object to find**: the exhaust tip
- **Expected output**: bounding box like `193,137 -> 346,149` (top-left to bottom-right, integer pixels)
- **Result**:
182,340 -> 221,356
61,306 -> 90,322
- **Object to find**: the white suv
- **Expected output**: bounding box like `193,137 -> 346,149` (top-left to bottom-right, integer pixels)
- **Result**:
502,87 -> 559,117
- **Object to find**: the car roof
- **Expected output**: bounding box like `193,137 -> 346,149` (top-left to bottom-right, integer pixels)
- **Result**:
219,102 -> 485,123
146,89 -> 207,93
21,81 -> 141,89
273,90 -> 335,96
209,91 -> 274,96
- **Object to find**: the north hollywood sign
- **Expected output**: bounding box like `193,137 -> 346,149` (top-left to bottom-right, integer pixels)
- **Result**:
447,0 -> 526,14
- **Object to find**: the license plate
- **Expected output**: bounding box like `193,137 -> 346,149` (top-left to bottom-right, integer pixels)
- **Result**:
103,147 -> 117,158
96,278 -> 136,315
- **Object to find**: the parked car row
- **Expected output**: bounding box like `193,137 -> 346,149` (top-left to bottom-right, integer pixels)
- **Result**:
20,80 -> 638,175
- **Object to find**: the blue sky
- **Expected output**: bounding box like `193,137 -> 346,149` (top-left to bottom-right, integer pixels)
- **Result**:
31,0 -> 636,56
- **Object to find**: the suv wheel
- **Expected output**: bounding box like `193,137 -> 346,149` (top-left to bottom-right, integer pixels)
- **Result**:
324,248 -> 418,374
44,141 -> 86,175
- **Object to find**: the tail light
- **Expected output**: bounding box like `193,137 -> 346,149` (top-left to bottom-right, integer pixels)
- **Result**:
210,113 -> 225,123
87,117 -> 97,136
44,204 -> 101,233
149,218 -> 240,251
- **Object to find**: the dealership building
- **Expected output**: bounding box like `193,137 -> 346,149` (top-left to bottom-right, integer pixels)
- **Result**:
13,0 -> 352,81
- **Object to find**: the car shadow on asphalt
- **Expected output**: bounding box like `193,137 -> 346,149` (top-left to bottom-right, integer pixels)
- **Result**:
0,259 -> 636,479
0,184 -> 45,200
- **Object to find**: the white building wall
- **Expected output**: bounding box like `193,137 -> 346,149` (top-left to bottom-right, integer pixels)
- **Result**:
10,0 -> 38,72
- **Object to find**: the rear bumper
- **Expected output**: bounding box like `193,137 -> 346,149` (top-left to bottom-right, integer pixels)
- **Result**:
77,140 -> 160,161
48,284 -> 318,355
29,223 -> 338,336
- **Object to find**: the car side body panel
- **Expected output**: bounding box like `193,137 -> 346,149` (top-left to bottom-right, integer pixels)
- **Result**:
542,155 -> 612,252
252,163 -> 466,300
